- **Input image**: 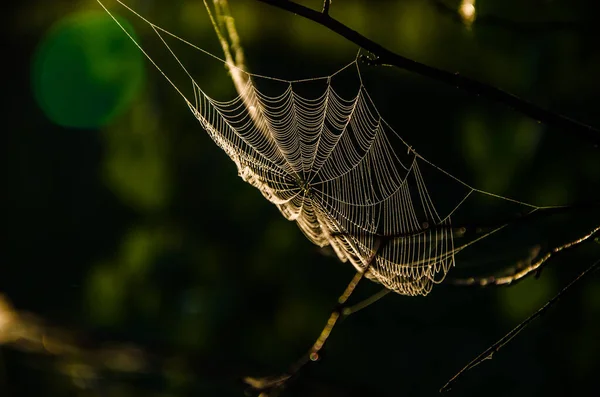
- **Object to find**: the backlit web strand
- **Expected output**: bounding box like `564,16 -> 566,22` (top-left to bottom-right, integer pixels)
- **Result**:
99,0 -> 565,296
190,65 -> 460,296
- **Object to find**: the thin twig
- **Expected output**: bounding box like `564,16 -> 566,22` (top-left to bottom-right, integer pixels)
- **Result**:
322,0 -> 330,16
341,288 -> 391,317
243,272 -> 365,396
255,0 -> 600,148
448,225 -> 600,287
244,238 -> 385,396
440,257 -> 600,392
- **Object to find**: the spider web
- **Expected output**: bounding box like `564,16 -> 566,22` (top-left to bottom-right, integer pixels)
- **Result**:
99,1 -> 570,296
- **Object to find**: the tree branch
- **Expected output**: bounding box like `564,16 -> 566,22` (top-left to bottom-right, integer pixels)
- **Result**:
243,272 -> 366,397
447,225 -> 600,287
441,257 -> 600,392
244,238 -> 385,396
255,0 -> 600,148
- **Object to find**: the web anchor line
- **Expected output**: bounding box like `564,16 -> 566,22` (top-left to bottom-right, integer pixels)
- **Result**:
331,200 -> 599,242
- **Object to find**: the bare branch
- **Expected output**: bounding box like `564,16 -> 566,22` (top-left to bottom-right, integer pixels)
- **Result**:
448,225 -> 600,287
255,0 -> 600,148
243,272 -> 365,396
244,238 -> 385,396
441,258 -> 600,392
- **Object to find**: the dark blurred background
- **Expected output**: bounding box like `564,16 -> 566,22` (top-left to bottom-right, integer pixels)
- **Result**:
4,0 -> 600,396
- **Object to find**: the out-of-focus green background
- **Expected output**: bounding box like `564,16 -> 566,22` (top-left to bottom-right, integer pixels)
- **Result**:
4,0 -> 600,396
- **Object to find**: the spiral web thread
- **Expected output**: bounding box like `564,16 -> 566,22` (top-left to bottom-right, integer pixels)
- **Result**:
99,1 -> 565,296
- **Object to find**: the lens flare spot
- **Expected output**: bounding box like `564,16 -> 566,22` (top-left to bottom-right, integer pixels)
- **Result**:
459,0 -> 477,26
32,11 -> 145,129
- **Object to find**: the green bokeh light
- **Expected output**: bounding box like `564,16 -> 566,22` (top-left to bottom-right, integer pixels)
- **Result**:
32,11 -> 145,129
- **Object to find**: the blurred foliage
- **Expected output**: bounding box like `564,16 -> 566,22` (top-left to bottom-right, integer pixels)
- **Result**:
103,99 -> 170,211
5,0 -> 600,397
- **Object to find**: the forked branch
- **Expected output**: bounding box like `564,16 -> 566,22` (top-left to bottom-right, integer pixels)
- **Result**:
244,238 -> 385,396
243,271 -> 366,397
255,0 -> 600,148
